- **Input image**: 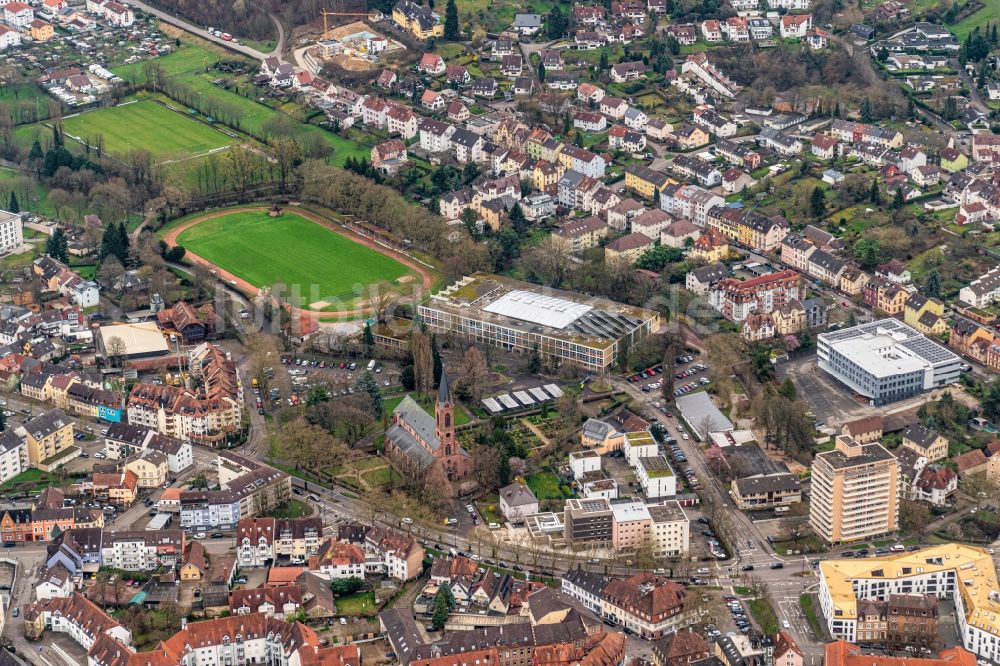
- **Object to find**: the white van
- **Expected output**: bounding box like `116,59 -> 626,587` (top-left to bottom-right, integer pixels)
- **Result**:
367,360 -> 376,371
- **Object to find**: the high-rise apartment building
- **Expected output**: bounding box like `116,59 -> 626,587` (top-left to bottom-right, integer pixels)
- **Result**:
809,435 -> 899,544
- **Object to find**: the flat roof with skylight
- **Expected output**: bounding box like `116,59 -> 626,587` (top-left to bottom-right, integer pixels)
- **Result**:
419,273 -> 661,371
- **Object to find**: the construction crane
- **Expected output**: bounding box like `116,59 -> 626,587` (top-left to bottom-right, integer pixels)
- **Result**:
321,6 -> 370,41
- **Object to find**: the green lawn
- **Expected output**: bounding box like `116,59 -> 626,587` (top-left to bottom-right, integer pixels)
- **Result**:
747,598 -> 780,635
952,2 -> 1000,39
0,468 -> 62,495
1,249 -> 35,269
70,263 -> 98,280
176,210 -> 411,306
799,594 -> 823,638
155,73 -> 371,167
112,44 -> 223,82
239,38 -> 277,53
264,499 -> 312,518
361,467 -> 400,488
525,472 -> 566,500
61,100 -> 233,162
336,591 -> 377,616
114,42 -> 371,168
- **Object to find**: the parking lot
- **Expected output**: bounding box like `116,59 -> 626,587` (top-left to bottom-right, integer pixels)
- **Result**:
777,352 -> 874,426
626,353 -> 711,399
279,356 -> 401,408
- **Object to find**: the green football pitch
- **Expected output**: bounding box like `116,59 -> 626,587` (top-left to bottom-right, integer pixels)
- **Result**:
176,210 -> 412,307
60,100 -> 233,161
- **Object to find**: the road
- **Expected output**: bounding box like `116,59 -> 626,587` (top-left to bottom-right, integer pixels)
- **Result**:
956,61 -> 989,115
126,0 -> 286,63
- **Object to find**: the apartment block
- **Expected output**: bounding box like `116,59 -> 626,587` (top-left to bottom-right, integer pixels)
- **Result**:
564,498 -> 614,547
809,435 -> 899,544
648,502 -> 689,557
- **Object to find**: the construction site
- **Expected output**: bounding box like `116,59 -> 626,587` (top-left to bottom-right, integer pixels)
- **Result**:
299,7 -> 406,73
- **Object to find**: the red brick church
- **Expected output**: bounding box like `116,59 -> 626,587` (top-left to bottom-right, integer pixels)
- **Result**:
384,373 -> 472,495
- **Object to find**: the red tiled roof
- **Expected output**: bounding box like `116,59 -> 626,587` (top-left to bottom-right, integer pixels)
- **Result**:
953,449 -> 988,473
824,641 -> 975,666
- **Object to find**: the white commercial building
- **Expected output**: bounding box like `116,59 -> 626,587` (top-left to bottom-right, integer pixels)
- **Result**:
817,319 -> 961,406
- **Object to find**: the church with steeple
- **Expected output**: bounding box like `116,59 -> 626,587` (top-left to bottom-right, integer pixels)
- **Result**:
384,372 -> 472,495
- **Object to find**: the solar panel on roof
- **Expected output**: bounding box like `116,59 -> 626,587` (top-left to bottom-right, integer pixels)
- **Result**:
482,290 -> 593,330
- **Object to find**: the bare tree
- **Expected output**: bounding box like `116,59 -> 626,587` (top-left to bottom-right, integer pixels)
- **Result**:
97,256 -> 125,291
661,327 -> 686,402
271,137 -> 303,193
226,144 -> 258,200
105,336 -> 127,367
411,330 -> 433,396
459,345 -> 488,403
472,446 -> 501,493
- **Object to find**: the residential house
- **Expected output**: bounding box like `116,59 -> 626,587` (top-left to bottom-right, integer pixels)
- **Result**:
722,17 -> 749,41
608,125 -> 646,153
671,154 -> 721,186
674,123 -> 709,149
692,105 -> 737,137
419,118 -> 455,153
387,106 -> 418,139
624,164 -> 673,200
557,145 -> 607,178
498,483 -> 539,524
392,0 -> 443,39
472,78 -> 499,98
701,20 -> 722,42
812,134 -> 839,159
901,424 -> 949,462
722,168 -> 755,194
607,198 -> 646,231
757,127 -> 803,155
371,139 -> 408,174
552,216 -> 608,253
512,77 -> 536,96
686,263 -> 729,296
689,228 -> 729,263
17,408 -> 74,467
806,27 -> 829,49
610,61 -> 647,83
575,111 -> 607,133
605,233 -> 654,264
748,17 -> 772,40
600,96 -> 628,120
709,270 -> 803,322
779,14 -> 812,38
451,129 -> 485,164
940,147 -> 968,173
